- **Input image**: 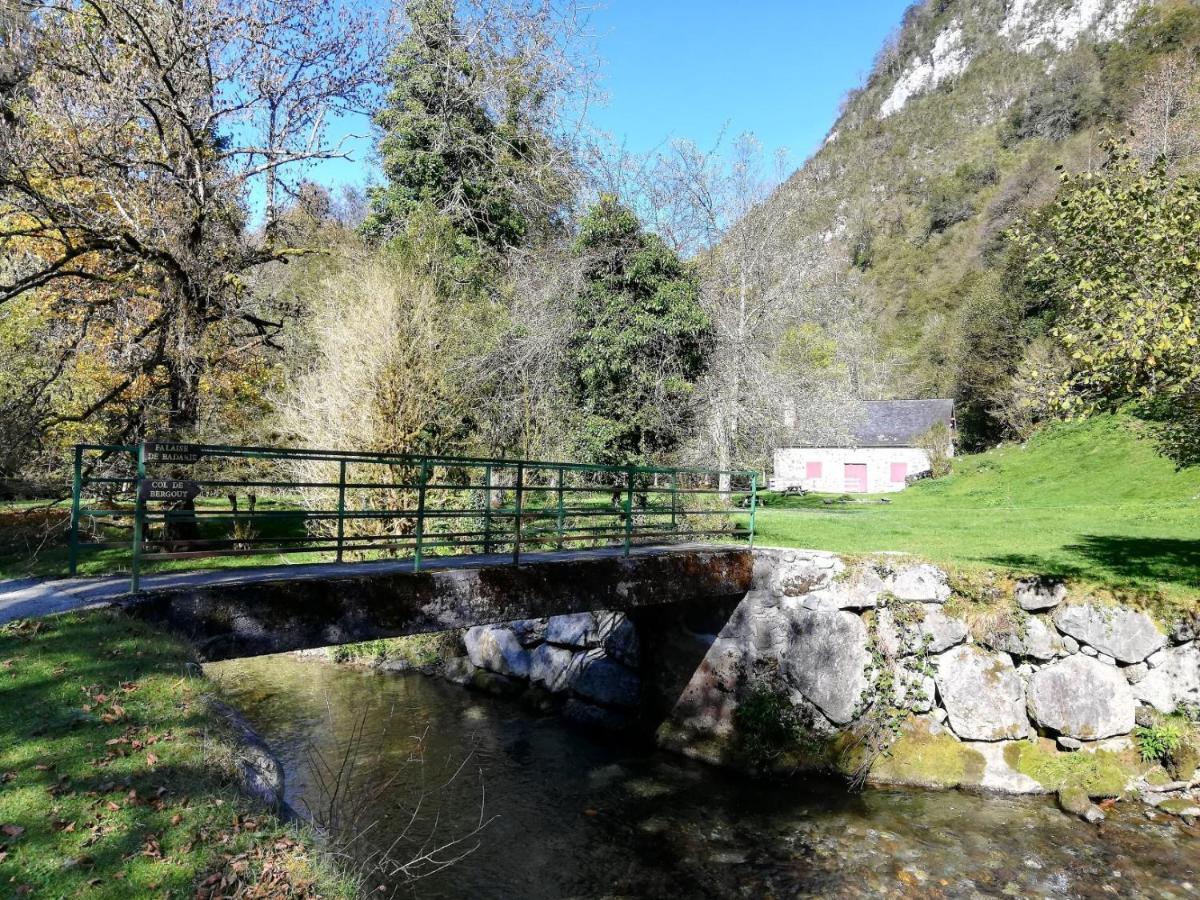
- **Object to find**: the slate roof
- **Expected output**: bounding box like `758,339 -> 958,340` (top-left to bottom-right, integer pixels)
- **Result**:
789,399 -> 955,448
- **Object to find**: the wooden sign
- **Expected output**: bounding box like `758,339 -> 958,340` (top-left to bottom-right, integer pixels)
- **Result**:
143,442 -> 202,465
138,479 -> 201,503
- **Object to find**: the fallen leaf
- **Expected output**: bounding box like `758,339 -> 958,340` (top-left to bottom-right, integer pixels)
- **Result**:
1,824 -> 24,837
146,752 -> 158,767
170,813 -> 182,826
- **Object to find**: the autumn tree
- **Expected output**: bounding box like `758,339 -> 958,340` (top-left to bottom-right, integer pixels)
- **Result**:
567,196 -> 711,465
0,0 -> 384,441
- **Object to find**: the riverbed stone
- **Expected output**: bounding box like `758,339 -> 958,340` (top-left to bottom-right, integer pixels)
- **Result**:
1015,577 -> 1067,612
529,643 -> 576,692
571,654 -> 640,708
877,604 -> 968,657
546,612 -> 598,648
885,564 -> 951,603
780,608 -> 870,725
1131,642 -> 1199,714
983,613 -> 1061,661
1052,604 -> 1166,664
464,625 -> 531,678
934,645 -> 1029,741
1026,655 -> 1135,739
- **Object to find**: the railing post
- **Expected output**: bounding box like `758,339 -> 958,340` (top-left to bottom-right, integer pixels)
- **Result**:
623,465 -> 634,557
130,443 -> 145,593
68,445 -> 82,576
748,472 -> 758,549
669,469 -> 678,531
414,459 -> 429,572
482,463 -> 493,555
512,462 -> 524,565
335,460 -> 346,563
555,466 -> 565,552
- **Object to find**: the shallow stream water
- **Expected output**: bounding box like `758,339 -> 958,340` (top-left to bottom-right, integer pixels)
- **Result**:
209,654 -> 1200,899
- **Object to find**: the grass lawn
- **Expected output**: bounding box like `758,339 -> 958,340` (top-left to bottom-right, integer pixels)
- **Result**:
0,612 -> 351,898
746,414 -> 1200,604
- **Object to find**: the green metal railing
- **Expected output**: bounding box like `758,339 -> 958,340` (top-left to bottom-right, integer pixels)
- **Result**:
68,442 -> 758,592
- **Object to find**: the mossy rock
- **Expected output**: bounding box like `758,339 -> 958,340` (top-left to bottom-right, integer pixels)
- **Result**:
1058,786 -> 1091,817
867,718 -> 986,789
1158,797 -> 1200,817
1003,739 -> 1141,798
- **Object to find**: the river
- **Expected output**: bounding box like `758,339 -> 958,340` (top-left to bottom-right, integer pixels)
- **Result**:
209,653 -> 1200,899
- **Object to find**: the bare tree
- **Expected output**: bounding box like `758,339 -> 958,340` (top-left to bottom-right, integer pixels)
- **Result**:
1130,53 -> 1200,170
0,0 -> 387,435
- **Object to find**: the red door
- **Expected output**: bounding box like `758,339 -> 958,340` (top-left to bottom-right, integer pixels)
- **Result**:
844,463 -> 868,493
890,462 -> 908,484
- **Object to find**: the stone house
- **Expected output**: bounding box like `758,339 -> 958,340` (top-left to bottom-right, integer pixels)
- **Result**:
772,399 -> 955,494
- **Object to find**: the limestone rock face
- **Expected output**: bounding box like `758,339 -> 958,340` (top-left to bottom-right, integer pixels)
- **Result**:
529,643 -> 575,692
1015,577 -> 1067,612
983,614 -> 1061,661
1052,604 -> 1166,663
1026,655 -> 1135,739
546,612 -> 598,648
571,655 -> 640,708
934,645 -> 1029,741
886,564 -> 951,603
780,608 -> 870,725
464,625 -> 531,678
1132,642 -> 1199,714
877,604 -> 968,656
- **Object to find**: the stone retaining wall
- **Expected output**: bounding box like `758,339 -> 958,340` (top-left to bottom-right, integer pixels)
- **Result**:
438,547 -> 1200,821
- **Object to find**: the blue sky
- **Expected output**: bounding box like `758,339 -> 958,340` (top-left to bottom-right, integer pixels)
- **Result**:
304,0 -> 912,199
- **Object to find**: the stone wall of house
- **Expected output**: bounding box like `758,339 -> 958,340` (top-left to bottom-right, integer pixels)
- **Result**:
439,548 -> 1200,821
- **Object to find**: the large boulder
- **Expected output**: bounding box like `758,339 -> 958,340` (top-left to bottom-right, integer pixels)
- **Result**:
766,550 -> 844,597
799,567 -> 888,611
982,613 -> 1061,661
529,643 -> 576,692
1052,604 -> 1166,664
1132,642 -> 1199,714
509,618 -> 548,647
933,645 -> 1029,741
598,613 -> 640,666
886,564 -> 951,603
546,612 -> 599,648
890,662 -> 936,713
780,607 -> 870,725
876,604 -> 968,656
464,625 -> 531,678
1026,655 -> 1135,739
571,655 -> 640,708
1015,577 -> 1066,612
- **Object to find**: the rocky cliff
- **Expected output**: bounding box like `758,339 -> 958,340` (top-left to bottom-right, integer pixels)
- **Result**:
753,0 -> 1200,444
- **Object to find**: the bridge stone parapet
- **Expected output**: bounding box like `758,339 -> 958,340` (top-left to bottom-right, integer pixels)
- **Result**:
121,544 -> 752,661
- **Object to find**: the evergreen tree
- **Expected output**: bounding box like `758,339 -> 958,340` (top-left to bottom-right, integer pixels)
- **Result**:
364,0 -> 568,271
568,196 -> 712,465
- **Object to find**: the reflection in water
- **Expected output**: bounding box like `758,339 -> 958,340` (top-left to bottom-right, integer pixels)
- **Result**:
210,654 -> 1200,899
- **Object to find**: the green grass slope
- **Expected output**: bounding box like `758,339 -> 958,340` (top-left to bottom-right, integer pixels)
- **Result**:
750,414 -> 1200,602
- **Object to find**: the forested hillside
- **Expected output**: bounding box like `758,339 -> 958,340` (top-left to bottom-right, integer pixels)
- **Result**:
756,0 -> 1200,447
